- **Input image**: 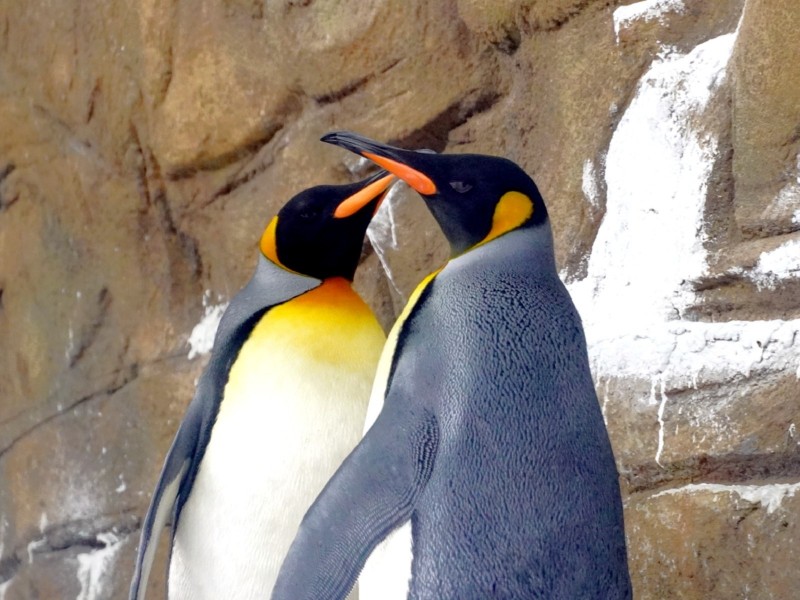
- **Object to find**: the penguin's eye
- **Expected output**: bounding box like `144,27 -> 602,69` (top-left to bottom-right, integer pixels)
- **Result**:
300,209 -> 319,220
449,181 -> 473,194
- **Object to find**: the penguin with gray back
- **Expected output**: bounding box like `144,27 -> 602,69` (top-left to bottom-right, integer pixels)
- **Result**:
271,133 -> 632,599
130,170 -> 393,599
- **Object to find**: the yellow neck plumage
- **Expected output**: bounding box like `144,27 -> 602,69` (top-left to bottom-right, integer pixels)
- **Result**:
259,217 -> 283,267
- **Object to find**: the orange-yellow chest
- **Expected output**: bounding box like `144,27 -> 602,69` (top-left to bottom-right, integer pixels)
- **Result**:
219,277 -> 386,420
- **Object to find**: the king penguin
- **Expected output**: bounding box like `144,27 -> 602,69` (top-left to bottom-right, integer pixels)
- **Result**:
271,133 -> 632,600
129,170 -> 394,600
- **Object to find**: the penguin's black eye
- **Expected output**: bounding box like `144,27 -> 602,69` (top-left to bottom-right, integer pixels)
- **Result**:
449,181 -> 473,194
300,209 -> 319,220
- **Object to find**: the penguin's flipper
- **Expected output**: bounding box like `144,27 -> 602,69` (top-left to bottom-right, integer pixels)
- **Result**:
271,403 -> 439,600
129,395 -> 203,600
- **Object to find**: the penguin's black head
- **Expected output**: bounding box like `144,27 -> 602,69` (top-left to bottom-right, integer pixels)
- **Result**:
322,131 -> 548,257
259,171 -> 394,280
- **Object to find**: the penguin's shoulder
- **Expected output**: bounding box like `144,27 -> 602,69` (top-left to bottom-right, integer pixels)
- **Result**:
186,256 -> 322,443
211,256 -> 321,358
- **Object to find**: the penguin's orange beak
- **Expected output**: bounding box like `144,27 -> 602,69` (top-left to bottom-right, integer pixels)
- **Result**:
333,173 -> 395,219
323,132 -> 438,196
359,153 -> 436,196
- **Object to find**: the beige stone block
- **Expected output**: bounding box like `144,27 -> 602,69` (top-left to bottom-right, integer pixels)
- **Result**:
732,0 -> 800,237
626,481 -> 800,599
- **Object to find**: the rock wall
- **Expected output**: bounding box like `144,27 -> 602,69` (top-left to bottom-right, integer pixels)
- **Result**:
0,0 -> 798,597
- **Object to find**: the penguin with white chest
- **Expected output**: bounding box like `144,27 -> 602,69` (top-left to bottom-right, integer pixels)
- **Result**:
272,133 -> 632,599
129,171 -> 394,600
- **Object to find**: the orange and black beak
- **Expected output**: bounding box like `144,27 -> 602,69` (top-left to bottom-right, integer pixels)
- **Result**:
333,169 -> 395,219
322,131 -> 439,196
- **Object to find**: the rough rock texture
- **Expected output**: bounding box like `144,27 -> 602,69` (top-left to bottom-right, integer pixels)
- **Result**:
0,0 -> 798,598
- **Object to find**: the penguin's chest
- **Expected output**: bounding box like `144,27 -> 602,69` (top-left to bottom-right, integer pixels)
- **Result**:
171,281 -> 384,599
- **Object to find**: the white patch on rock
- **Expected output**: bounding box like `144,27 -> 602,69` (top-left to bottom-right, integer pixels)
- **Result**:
343,156 -> 373,177
568,31 -> 739,360
773,152 -> 800,219
652,482 -> 800,514
750,239 -> 800,289
26,538 -> 46,563
563,29 -> 800,460
570,32 -> 737,334
613,0 -> 686,41
187,292 -> 228,360
575,318 -> 800,391
75,532 -> 124,600
39,513 -> 48,532
774,183 -> 800,215
0,516 -> 7,551
581,159 -> 600,209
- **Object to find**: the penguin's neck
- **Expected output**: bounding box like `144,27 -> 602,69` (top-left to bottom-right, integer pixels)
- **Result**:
449,221 -> 557,277
261,277 -> 378,361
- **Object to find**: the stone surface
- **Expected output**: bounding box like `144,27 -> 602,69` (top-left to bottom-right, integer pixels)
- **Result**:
626,482 -> 800,599
731,0 -> 800,238
1,0 -> 799,597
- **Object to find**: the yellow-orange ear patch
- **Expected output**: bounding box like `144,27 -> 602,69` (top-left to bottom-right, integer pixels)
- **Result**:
260,216 -> 282,266
363,152 -> 437,195
478,191 -> 534,247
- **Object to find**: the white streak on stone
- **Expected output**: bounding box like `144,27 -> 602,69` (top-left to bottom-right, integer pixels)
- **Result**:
655,377 -> 668,466
26,538 -> 46,563
66,326 -> 75,362
652,482 -> 800,514
750,239 -> 800,290
39,513 -> 48,532
0,520 -> 8,599
774,152 -> 800,218
600,378 -> 610,420
367,185 -> 405,299
344,156 -> 372,177
613,0 -> 686,41
76,532 -> 124,600
187,291 -> 228,359
581,159 -> 600,209
367,185 -> 401,251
